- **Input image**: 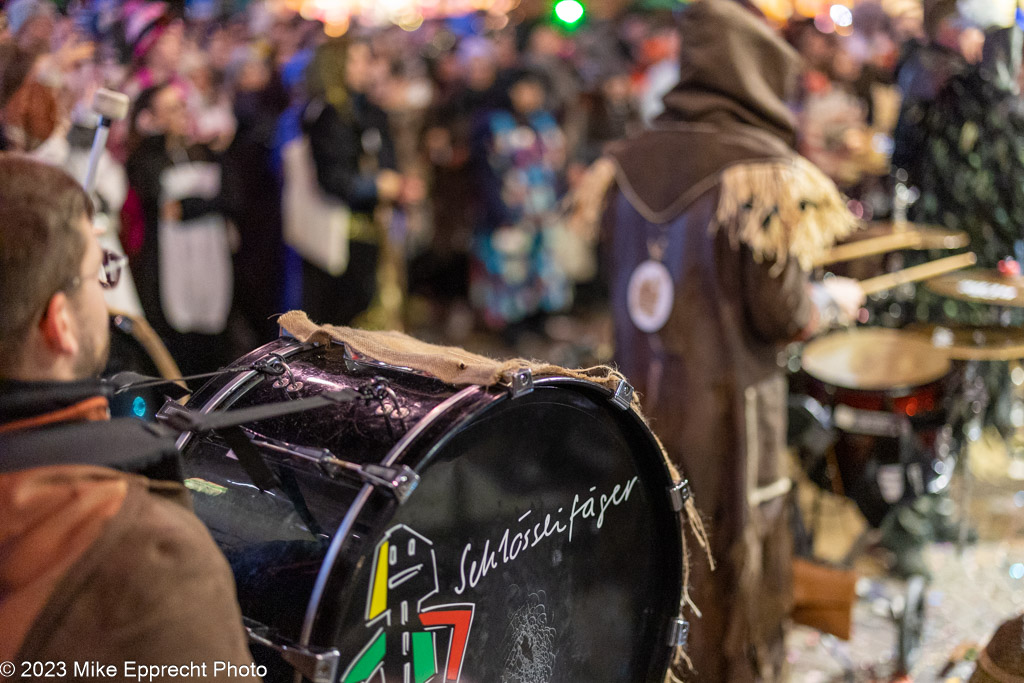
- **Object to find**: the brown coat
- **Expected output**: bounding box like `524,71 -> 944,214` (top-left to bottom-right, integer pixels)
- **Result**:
604,2 -> 857,679
607,176 -> 809,681
0,391 -> 258,682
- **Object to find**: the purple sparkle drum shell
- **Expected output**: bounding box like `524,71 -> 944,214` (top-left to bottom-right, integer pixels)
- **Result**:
177,339 -> 685,683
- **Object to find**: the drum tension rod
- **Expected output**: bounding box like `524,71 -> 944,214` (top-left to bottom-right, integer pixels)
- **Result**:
242,430 -> 421,504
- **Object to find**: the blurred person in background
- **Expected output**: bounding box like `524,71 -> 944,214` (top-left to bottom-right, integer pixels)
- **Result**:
1,0 -> 94,154
125,82 -> 234,375
112,1 -> 188,161
896,1 -> 1024,268
469,67 -> 571,335
299,37 -> 421,326
221,47 -> 288,346
574,64 -> 641,167
893,0 -> 984,181
413,36 -> 501,330
182,49 -> 236,153
524,25 -> 582,140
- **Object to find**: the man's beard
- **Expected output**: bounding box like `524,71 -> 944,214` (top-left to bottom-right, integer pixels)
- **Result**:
72,316 -> 111,379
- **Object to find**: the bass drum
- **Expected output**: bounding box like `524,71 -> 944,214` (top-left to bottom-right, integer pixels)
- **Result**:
176,338 -> 685,683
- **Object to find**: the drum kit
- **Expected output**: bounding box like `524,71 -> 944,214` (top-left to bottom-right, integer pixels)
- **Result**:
790,217 -> 1024,675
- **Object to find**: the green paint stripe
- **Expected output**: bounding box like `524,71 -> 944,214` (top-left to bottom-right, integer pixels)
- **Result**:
344,631 -> 386,683
183,478 -> 227,496
412,631 -> 436,683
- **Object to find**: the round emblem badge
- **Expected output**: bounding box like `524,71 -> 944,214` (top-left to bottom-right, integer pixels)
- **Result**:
627,260 -> 674,333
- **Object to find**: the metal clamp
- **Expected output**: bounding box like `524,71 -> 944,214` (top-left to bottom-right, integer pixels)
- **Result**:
244,618 -> 339,683
669,479 -> 691,512
358,464 -> 420,504
156,400 -> 194,430
610,379 -> 634,410
509,368 -> 534,398
668,618 -> 690,649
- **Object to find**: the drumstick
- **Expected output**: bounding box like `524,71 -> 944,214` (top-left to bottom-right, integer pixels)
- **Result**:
814,231 -> 923,266
857,252 -> 978,296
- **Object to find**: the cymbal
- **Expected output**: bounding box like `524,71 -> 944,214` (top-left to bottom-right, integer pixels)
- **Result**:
802,328 -> 951,391
924,269 -> 1024,308
910,324 -> 1024,361
816,221 -> 969,266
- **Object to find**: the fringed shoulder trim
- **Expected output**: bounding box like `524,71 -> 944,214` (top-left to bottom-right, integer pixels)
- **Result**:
713,156 -> 860,274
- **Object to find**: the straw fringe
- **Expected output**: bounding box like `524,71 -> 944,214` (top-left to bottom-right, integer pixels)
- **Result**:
559,156 -> 618,243
713,156 -> 860,275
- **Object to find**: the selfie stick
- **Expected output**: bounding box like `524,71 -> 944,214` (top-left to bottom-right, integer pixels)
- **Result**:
82,88 -> 130,195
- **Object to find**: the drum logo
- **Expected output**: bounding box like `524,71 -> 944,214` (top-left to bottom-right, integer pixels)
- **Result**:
341,525 -> 475,683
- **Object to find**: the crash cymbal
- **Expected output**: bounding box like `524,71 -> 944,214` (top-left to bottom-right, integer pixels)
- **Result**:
924,269 -> 1024,308
909,323 -> 1024,362
802,327 -> 951,391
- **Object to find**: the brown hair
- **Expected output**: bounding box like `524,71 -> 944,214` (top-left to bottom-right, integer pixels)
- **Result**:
0,154 -> 94,369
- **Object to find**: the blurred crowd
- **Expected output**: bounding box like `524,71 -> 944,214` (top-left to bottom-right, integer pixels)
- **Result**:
0,0 -> 1007,373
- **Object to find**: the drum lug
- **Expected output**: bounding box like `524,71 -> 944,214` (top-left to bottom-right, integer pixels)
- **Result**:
509,368 -> 534,398
360,464 -> 421,504
669,479 -> 691,512
610,379 -> 634,410
668,617 -> 690,649
244,618 -> 339,683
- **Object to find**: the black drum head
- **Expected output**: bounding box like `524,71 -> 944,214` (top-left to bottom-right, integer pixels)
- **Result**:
316,386 -> 681,683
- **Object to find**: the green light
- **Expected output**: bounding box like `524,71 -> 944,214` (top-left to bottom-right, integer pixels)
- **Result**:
132,396 -> 147,418
554,0 -> 584,26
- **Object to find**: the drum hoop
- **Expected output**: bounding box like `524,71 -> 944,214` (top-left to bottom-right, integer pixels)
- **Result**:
174,340 -> 312,452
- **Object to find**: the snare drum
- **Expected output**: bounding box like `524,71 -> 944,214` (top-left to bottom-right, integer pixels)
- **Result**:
175,338 -> 685,683
799,328 -> 959,527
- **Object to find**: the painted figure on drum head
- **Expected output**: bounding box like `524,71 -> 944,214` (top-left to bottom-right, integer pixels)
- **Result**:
342,524 -> 476,683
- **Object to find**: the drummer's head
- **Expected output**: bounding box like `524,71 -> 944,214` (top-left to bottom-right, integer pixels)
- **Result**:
0,155 -> 110,382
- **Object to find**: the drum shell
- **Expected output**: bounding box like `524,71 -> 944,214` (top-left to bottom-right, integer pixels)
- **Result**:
800,370 -> 957,527
178,339 -> 685,683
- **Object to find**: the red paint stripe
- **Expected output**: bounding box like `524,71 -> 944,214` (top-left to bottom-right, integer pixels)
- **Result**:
419,609 -> 473,680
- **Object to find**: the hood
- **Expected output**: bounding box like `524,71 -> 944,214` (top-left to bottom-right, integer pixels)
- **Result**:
659,0 -> 803,148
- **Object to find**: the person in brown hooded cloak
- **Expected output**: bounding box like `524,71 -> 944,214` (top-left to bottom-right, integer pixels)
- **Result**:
602,0 -> 865,679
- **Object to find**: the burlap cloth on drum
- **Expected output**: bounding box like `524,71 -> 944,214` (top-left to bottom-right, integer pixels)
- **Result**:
278,310 -> 713,675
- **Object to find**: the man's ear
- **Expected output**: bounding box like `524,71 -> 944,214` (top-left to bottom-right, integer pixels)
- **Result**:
39,293 -> 79,357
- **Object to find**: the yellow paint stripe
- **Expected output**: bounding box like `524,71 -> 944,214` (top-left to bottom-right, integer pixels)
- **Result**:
368,541 -> 389,619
